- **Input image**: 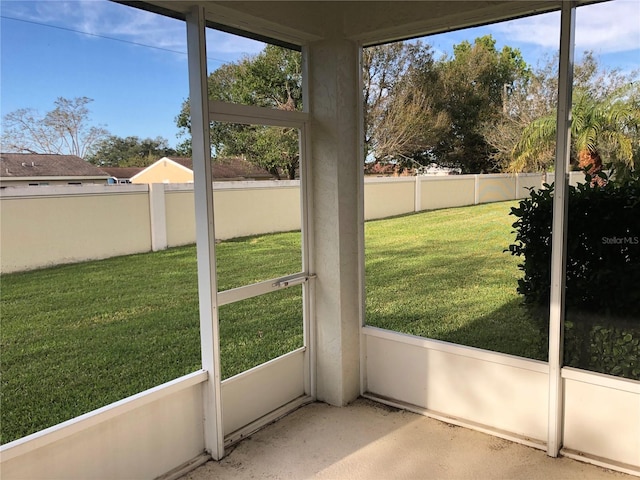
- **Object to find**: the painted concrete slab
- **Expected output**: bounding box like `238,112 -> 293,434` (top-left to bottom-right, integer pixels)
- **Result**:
180,399 -> 631,480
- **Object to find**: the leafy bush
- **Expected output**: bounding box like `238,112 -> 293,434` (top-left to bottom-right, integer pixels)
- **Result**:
508,170 -> 640,379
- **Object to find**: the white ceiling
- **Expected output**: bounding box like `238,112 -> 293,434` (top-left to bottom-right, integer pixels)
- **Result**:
124,1 -> 604,47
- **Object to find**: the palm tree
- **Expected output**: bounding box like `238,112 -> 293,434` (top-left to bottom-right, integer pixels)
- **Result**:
510,85 -> 639,177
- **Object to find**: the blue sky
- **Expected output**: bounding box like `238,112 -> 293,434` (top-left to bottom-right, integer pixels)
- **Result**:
1,0 -> 639,150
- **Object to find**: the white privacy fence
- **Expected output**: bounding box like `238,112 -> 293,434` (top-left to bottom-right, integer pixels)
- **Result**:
1,172 -> 580,274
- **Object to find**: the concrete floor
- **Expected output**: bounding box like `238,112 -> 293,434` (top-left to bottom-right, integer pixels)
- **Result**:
180,398 -> 632,480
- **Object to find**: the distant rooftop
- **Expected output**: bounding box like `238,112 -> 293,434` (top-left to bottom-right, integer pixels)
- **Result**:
100,166 -> 145,179
168,156 -> 276,180
0,153 -> 110,178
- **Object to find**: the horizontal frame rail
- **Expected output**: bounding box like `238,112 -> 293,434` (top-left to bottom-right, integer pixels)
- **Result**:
217,273 -> 315,306
210,100 -> 308,127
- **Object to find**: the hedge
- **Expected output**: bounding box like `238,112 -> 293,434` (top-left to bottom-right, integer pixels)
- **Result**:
507,170 -> 640,379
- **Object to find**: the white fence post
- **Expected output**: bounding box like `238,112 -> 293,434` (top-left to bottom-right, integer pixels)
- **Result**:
149,183 -> 168,252
474,175 -> 480,205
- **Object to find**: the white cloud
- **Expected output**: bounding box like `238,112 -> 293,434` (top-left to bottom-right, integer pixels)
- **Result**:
493,0 -> 639,54
3,0 -> 265,61
3,0 -> 187,52
575,0 -> 640,53
206,30 -> 265,57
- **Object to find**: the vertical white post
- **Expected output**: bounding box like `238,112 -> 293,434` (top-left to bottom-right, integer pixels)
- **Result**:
474,174 -> 480,204
186,6 -> 224,460
308,38 -> 361,406
414,175 -> 421,213
300,121 -> 317,400
358,44 -> 368,396
300,46 -> 317,399
300,46 -> 317,400
547,0 -> 576,458
149,183 -> 168,251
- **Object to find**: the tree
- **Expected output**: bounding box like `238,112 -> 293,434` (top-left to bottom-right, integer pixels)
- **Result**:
509,53 -> 640,175
1,97 -> 109,158
482,61 -> 557,172
432,35 -> 531,173
87,135 -> 177,167
176,45 -> 302,179
363,41 -> 449,169
512,86 -> 639,177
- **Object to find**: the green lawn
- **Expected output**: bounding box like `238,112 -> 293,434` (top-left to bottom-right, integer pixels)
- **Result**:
0,201 -> 542,444
365,201 -> 544,357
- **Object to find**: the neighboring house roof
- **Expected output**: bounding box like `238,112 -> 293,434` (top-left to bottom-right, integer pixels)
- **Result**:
130,156 -> 275,183
0,153 -> 110,179
168,156 -> 275,180
364,161 -> 415,177
100,167 -> 145,180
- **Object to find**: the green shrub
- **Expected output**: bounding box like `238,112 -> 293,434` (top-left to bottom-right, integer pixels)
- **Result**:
508,170 -> 640,379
